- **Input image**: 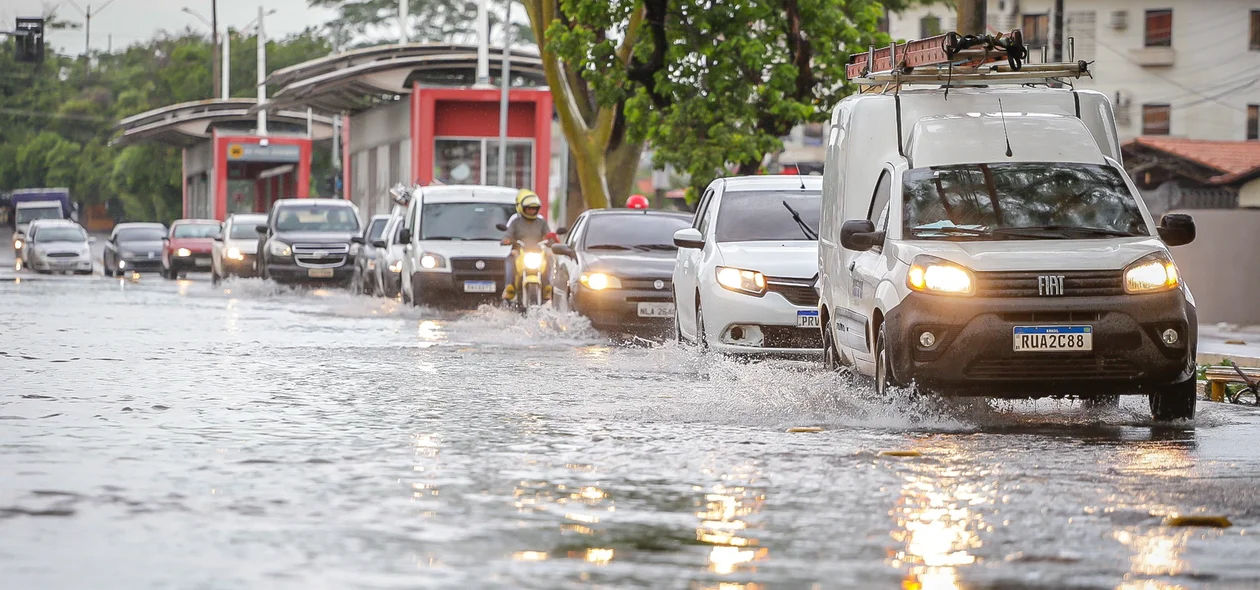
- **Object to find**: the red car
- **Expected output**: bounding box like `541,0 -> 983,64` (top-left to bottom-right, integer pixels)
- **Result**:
163,218 -> 222,279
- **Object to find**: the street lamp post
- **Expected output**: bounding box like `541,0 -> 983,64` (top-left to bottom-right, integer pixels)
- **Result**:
65,0 -> 122,56
257,5 -> 268,135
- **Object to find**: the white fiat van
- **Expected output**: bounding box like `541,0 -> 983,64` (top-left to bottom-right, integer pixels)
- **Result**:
818,84 -> 1199,421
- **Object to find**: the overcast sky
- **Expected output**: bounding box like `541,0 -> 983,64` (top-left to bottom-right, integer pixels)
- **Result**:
3,0 -> 338,54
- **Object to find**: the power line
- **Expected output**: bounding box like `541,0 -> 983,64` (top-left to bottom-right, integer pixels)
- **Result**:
1093,38 -> 1250,114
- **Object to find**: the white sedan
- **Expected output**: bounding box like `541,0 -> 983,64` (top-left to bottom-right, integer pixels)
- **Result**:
672,175 -> 823,355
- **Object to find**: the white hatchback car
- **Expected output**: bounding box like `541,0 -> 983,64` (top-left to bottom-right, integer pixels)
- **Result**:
673,175 -> 823,355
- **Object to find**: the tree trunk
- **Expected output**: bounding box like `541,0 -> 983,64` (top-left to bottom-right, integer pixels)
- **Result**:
605,138 -> 645,206
565,150 -> 584,227
573,140 -> 613,211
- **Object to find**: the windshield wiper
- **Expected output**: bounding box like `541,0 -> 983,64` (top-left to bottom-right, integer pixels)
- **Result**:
782,201 -> 818,240
908,226 -> 993,238
587,244 -> 633,250
634,244 -> 677,251
990,225 -> 1140,238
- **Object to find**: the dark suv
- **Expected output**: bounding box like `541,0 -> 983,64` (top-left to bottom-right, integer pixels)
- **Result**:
256,199 -> 361,287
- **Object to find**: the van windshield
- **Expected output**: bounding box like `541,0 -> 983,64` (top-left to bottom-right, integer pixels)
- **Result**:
715,190 -> 821,242
420,203 -> 514,240
902,163 -> 1149,240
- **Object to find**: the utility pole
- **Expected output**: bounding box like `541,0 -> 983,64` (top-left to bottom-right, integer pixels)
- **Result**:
956,0 -> 986,36
65,0 -> 120,56
496,0 -> 512,186
1052,0 -> 1064,62
399,0 -> 409,43
212,0 -> 220,100
222,27 -> 230,99
475,0 -> 489,86
257,6 -> 268,135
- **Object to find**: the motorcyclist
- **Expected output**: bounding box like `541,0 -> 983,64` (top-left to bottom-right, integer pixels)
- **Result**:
501,190 -> 556,301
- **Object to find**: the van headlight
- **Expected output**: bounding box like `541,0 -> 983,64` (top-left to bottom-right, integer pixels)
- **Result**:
522,251 -> 544,270
715,266 -> 766,295
268,241 -> 292,257
907,256 -> 975,296
580,272 -> 622,290
1124,253 -> 1180,294
226,247 -> 244,261
419,253 -> 445,269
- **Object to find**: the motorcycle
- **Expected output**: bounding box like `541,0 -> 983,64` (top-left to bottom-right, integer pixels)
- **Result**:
509,239 -> 549,311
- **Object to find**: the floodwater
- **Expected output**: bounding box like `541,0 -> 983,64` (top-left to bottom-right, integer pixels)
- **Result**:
3,270 -> 1260,590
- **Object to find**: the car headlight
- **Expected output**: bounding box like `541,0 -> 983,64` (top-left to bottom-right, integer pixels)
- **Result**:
419,253 -> 446,269
389,260 -> 403,273
1124,253 -> 1180,294
226,247 -> 244,261
715,266 -> 766,295
522,251 -> 544,270
268,241 -> 292,257
580,272 -> 622,290
907,256 -> 974,296
176,248 -> 192,257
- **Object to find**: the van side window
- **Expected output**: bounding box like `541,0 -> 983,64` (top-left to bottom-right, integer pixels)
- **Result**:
693,189 -> 714,230
869,170 -> 891,223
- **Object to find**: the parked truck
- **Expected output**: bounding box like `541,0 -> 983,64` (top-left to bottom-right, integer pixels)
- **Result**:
10,188 -> 72,259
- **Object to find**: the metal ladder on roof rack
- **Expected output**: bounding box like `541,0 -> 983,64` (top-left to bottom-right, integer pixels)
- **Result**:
847,29 -> 1090,89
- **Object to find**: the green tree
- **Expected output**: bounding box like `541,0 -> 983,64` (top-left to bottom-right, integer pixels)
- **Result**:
307,0 -> 531,47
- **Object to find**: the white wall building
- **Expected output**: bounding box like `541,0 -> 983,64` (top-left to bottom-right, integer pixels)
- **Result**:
885,0 -> 1260,141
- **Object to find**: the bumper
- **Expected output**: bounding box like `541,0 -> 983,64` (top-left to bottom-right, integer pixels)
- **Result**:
120,258 -> 163,272
267,260 -> 354,284
573,286 -> 674,331
413,271 -> 500,304
702,285 -> 822,355
884,289 -> 1197,396
223,254 -> 258,277
170,253 -> 213,271
31,257 -> 92,272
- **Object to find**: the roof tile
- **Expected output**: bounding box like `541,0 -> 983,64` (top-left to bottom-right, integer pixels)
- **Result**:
1125,136 -> 1260,184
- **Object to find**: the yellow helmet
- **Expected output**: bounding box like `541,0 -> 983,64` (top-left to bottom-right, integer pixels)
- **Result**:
519,193 -> 542,220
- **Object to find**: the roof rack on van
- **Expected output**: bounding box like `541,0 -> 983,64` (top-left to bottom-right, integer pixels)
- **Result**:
847,29 -> 1090,89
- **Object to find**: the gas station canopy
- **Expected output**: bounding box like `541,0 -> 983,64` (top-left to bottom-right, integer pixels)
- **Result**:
259,43 -> 546,114
112,99 -> 336,147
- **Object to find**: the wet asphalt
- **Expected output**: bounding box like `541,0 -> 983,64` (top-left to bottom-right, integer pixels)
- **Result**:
2,242 -> 1260,590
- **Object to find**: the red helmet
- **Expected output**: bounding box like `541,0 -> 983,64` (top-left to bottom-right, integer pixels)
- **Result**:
626,194 -> 650,209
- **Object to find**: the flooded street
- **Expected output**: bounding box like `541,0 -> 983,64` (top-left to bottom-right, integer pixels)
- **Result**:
4,269 -> 1260,589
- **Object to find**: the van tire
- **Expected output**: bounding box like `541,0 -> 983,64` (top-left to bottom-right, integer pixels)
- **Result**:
1149,375 -> 1196,422
822,317 -> 842,371
874,325 -> 901,396
696,305 -> 709,351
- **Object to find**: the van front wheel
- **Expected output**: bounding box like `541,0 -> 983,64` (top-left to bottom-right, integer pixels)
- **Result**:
1149,375 -> 1197,421
874,325 -> 902,396
822,318 -> 843,371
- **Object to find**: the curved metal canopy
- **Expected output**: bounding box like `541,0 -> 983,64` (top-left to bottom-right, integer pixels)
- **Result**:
112,99 -> 335,147
260,43 -> 547,115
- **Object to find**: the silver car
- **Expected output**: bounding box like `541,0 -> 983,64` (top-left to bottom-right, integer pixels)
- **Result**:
25,221 -> 93,275
211,213 -> 267,284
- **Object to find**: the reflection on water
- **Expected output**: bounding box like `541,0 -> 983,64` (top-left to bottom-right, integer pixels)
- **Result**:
889,447 -> 991,590
696,483 -> 767,575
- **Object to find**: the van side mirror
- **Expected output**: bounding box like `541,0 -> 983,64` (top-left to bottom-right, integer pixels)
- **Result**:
398,228 -> 412,243
673,227 -> 705,249
372,239 -> 387,249
495,222 -> 508,232
350,236 -> 365,245
1157,213 -> 1195,247
840,219 -> 885,251
255,224 -> 269,235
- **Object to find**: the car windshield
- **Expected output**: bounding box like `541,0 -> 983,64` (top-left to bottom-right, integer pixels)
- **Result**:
903,162 -> 1150,240
16,206 -> 62,224
35,227 -> 86,243
117,228 -> 166,242
274,205 -> 360,232
229,222 -> 262,239
172,223 -> 220,239
584,214 -> 691,251
714,190 -> 821,242
420,203 -> 514,240
367,218 -> 388,240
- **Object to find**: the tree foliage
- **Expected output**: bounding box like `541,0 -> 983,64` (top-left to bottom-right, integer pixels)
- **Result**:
308,0 -> 533,48
0,28 -> 333,222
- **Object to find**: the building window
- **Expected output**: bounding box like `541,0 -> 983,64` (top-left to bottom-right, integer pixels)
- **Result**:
920,14 -> 941,38
1145,9 -> 1172,47
1022,14 -> 1049,47
434,137 -> 534,187
1249,105 -> 1259,140
1251,11 -> 1260,50
1142,104 -> 1171,135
